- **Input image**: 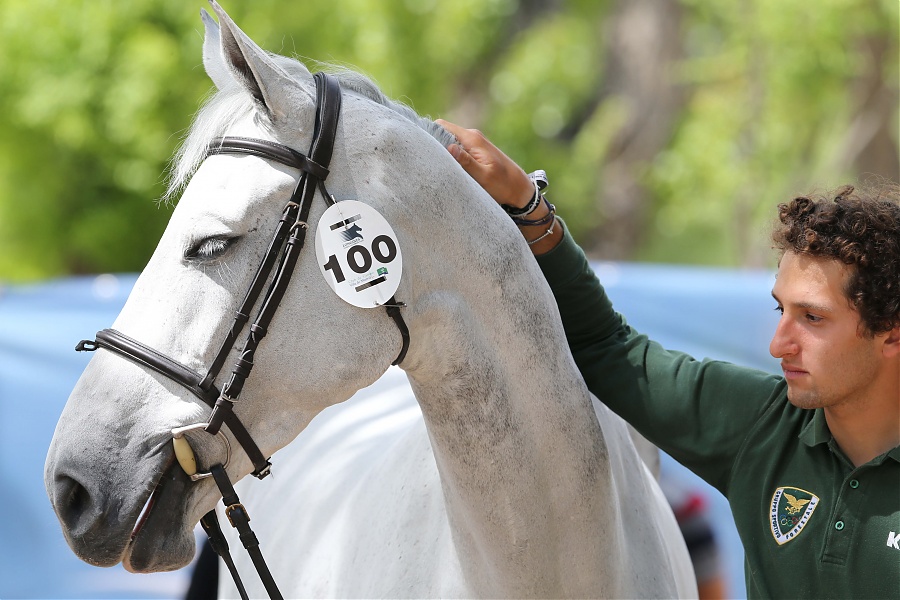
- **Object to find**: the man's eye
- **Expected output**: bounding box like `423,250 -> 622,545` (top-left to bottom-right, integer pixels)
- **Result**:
184,236 -> 238,261
773,305 -> 784,315
805,313 -> 823,323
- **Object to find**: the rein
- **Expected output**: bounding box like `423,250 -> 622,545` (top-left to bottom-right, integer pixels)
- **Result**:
75,72 -> 410,599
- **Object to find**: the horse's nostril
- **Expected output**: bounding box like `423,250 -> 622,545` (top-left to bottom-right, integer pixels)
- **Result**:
55,474 -> 92,530
67,480 -> 89,513
49,469 -> 133,567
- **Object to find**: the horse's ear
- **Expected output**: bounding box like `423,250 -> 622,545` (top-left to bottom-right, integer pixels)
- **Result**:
206,0 -> 314,120
200,9 -> 233,91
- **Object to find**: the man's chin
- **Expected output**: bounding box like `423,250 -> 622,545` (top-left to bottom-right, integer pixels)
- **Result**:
785,387 -> 824,410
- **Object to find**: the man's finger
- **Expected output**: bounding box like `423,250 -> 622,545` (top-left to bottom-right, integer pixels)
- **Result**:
436,118 -> 463,139
437,119 -> 487,150
447,143 -> 487,179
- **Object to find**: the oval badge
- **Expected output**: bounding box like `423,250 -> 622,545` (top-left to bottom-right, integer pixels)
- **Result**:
315,200 -> 402,308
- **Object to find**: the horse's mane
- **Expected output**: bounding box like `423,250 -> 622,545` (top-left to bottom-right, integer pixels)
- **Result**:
165,55 -> 456,202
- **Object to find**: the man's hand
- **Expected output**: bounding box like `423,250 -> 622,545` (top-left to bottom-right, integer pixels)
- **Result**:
436,119 -> 563,254
436,119 -> 534,209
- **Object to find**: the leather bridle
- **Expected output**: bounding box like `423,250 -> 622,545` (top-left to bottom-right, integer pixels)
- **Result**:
75,72 -> 409,599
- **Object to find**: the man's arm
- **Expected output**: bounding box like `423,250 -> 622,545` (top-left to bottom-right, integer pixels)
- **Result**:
537,224 -> 781,490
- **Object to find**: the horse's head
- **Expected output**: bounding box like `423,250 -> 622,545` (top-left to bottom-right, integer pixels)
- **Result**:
44,0 -> 471,573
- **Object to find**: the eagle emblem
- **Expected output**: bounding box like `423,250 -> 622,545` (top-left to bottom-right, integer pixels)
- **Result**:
783,492 -> 811,515
770,486 -> 820,545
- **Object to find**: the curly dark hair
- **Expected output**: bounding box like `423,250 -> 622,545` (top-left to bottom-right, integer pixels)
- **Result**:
771,182 -> 900,336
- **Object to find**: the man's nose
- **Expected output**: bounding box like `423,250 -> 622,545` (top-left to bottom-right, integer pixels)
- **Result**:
769,316 -> 797,359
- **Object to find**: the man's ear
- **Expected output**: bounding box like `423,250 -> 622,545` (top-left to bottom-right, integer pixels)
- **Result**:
881,324 -> 900,358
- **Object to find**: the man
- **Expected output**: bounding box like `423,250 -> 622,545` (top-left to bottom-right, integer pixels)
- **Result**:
437,120 -> 900,598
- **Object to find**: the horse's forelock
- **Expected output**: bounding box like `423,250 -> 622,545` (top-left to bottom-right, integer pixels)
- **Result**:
163,90 -> 258,204
164,55 -> 456,204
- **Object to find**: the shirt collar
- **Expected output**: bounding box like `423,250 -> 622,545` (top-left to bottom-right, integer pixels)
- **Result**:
799,408 -> 900,464
798,408 -> 831,448
886,445 -> 900,463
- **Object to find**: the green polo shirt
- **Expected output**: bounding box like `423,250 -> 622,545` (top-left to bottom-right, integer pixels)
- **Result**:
536,227 -> 900,599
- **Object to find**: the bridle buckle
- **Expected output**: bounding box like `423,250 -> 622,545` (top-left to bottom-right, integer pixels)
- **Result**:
225,502 -> 250,527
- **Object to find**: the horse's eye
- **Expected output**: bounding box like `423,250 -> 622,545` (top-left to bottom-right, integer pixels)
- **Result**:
184,236 -> 238,262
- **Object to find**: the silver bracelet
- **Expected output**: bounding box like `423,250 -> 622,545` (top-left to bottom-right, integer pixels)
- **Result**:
527,216 -> 557,246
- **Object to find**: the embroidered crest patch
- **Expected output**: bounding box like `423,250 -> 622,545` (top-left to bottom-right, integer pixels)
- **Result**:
770,486 -> 820,545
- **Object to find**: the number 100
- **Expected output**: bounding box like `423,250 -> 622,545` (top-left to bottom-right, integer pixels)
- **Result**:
322,235 -> 398,284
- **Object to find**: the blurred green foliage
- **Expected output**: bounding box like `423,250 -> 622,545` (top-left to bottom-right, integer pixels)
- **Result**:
0,0 -> 896,279
640,0 -> 899,266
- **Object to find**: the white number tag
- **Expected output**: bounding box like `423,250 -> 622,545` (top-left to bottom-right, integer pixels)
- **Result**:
315,200 -> 402,308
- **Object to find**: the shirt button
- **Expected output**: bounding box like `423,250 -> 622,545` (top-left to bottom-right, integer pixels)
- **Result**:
849,479 -> 860,489
835,521 -> 845,530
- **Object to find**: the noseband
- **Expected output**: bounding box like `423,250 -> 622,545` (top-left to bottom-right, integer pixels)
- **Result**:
75,72 -> 409,599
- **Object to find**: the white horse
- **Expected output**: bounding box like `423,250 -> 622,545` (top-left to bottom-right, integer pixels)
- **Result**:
45,2 -> 695,597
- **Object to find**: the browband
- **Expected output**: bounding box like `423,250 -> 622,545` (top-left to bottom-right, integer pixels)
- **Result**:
208,136 -> 330,180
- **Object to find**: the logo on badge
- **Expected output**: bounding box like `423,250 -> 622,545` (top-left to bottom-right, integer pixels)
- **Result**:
770,486 -> 819,545
339,222 -> 363,244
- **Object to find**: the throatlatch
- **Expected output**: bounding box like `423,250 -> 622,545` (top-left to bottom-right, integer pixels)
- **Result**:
76,72 -> 410,600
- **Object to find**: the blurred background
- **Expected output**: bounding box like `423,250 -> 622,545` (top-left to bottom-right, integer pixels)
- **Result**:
0,0 -> 896,281
0,0 -> 896,598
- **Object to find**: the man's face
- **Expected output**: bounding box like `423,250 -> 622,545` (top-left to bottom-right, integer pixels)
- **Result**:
769,251 -> 885,410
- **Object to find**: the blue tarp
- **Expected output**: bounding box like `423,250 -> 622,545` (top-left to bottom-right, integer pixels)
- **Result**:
0,264 -> 779,599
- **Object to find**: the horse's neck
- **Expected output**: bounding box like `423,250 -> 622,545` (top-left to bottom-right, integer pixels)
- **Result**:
400,218 -> 632,596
